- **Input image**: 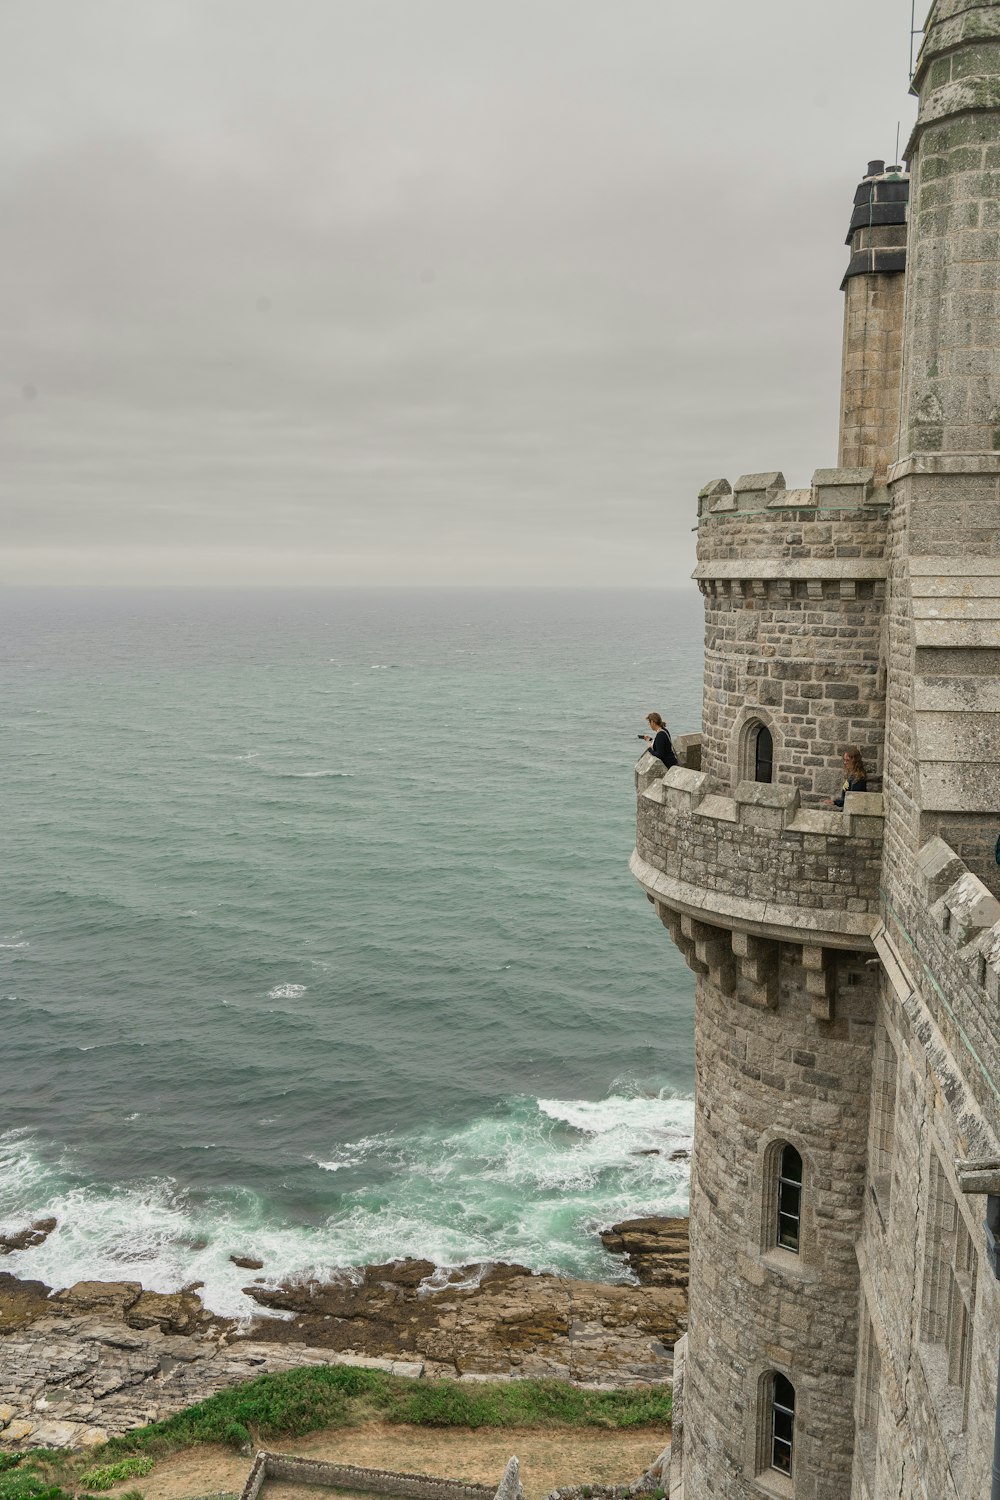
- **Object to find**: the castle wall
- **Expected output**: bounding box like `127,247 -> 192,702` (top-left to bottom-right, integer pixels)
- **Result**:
882,0 -> 1000,892
682,952 -> 876,1499
634,755 -> 883,936
695,476 -> 888,801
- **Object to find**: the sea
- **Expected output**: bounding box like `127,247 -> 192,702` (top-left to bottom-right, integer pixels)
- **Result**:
0,587 -> 701,1319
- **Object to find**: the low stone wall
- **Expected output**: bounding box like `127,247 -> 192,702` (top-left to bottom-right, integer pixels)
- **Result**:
634,753 -> 884,946
243,1452 -> 497,1500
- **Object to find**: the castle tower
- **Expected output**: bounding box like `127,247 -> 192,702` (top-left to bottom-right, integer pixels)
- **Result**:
883,0 -> 1000,894
632,3 -> 1000,1496
633,471 -> 888,1498
838,160 -> 909,477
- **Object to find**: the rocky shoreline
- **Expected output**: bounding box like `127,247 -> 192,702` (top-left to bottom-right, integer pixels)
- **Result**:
0,1216 -> 687,1451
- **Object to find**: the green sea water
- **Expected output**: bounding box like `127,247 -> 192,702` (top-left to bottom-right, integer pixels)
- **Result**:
0,587 -> 700,1316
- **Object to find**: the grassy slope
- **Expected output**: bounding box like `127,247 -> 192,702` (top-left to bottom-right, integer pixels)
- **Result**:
1,1367 -> 671,1500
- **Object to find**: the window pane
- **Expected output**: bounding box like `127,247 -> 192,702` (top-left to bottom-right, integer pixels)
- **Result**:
774,1374 -> 795,1409
779,1181 -> 801,1216
780,1145 -> 802,1183
755,726 -> 774,784
778,1216 -> 800,1250
771,1374 -> 795,1475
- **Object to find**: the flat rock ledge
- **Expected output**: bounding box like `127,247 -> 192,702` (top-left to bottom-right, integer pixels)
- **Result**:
0,1217 -> 687,1452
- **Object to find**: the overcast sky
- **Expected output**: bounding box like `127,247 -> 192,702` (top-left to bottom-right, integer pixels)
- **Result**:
1,1 -> 918,587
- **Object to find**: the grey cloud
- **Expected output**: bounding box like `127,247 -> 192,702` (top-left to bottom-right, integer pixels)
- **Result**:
1,0 -> 917,585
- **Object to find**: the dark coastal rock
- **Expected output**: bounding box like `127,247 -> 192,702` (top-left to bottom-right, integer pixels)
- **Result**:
125,1288 -> 207,1334
55,1280 -> 143,1315
0,1218 -> 57,1254
599,1215 -> 690,1288
229,1254 -> 265,1270
243,1250 -> 685,1380
0,1271 -> 56,1333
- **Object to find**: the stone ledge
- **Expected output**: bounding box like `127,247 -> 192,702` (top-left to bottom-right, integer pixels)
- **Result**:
889,454 -> 1000,482
629,850 -> 878,949
691,560 -> 888,581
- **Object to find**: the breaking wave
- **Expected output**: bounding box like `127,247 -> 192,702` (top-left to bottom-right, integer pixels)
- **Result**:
0,1085 -> 692,1320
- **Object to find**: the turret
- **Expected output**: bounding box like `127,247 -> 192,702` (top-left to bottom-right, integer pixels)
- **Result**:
884,0 -> 1000,891
838,160 -> 909,477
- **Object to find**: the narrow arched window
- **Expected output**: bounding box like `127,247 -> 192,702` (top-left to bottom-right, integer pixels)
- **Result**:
754,725 -> 773,783
770,1373 -> 796,1475
777,1144 -> 802,1253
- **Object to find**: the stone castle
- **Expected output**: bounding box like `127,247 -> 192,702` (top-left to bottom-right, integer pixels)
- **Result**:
631,2 -> 1000,1495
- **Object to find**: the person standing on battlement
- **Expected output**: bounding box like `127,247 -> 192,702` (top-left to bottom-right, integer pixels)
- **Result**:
641,712 -> 678,770
825,746 -> 867,808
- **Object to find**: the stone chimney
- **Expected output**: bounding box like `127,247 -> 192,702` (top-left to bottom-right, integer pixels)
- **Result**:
838,160 -> 909,477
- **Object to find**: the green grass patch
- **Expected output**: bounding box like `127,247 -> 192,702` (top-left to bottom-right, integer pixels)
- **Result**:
78,1458 -> 153,1493
2,1364 -> 669,1498
102,1365 -> 670,1458
0,1453 -> 70,1500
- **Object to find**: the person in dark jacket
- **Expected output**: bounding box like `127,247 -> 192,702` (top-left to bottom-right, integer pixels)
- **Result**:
825,746 -> 868,808
641,712 -> 678,770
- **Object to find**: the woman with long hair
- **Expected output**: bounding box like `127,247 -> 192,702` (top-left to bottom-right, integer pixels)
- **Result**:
641,712 -> 678,771
826,746 -> 867,808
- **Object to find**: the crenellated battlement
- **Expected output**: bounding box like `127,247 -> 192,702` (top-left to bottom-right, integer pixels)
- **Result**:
916,835 -> 1000,998
632,745 -> 884,951
697,467 -> 890,522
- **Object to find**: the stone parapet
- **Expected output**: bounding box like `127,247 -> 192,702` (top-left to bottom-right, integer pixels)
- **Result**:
697,467 -> 890,523
633,751 -> 883,953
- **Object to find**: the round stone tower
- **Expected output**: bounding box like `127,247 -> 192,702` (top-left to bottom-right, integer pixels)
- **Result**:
633,468 -> 888,1499
631,164 -> 909,1497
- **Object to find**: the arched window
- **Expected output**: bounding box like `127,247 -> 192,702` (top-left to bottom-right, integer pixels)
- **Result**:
770,1373 -> 796,1475
777,1144 -> 802,1253
754,724 -> 773,783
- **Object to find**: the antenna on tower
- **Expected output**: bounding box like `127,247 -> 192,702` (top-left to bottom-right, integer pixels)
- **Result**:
895,120 -> 901,165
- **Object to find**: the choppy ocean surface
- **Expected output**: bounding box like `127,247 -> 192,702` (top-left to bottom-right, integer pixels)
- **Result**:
0,588 -> 701,1317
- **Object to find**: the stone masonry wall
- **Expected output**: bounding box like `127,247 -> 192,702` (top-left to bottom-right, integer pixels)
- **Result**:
852,968 -> 998,1499
850,828 -> 1000,1496
898,11 -> 1000,457
634,754 -> 884,930
683,953 -> 877,1500
695,471 -> 889,801
839,267 -> 906,478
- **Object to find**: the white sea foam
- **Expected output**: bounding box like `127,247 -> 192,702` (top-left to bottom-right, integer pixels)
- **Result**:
267,983 -> 307,999
0,1086 -> 693,1318
259,768 -> 352,779
0,943 -> 29,950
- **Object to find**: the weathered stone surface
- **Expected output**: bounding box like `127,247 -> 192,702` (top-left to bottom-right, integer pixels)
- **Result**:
245,1252 -> 685,1384
230,1255 -> 265,1270
0,1421 -> 33,1444
27,1419 -> 82,1449
493,1455 -> 525,1500
0,1220 -> 57,1256
598,1218 -> 689,1289
56,1282 -> 142,1315
125,1290 -> 204,1334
